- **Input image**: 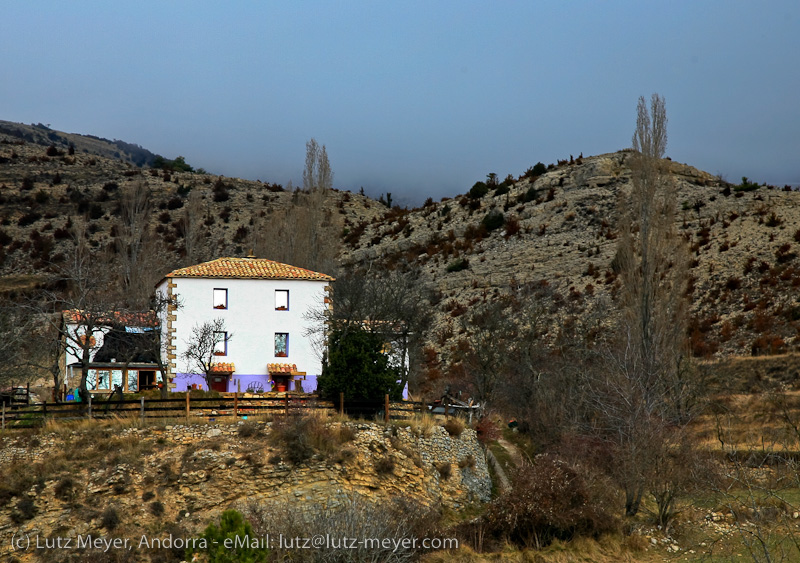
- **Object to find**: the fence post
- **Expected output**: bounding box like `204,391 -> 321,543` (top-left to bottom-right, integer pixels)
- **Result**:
384,394 -> 390,423
234,391 -> 238,419
140,396 -> 145,423
42,401 -> 47,425
186,393 -> 190,420
2,402 -> 5,430
88,394 -> 93,419
285,393 -> 289,416
339,392 -> 344,416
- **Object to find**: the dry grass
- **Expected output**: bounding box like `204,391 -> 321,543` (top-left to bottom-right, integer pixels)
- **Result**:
690,390 -> 800,452
391,411 -> 438,438
420,533 -> 654,563
270,412 -> 359,464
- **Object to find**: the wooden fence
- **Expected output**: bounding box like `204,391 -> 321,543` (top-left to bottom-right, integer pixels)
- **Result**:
0,393 -> 424,429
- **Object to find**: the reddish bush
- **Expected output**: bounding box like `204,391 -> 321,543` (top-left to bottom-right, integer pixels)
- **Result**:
474,417 -> 500,444
690,329 -> 719,358
751,335 -> 786,356
504,216 -> 520,238
483,456 -> 617,547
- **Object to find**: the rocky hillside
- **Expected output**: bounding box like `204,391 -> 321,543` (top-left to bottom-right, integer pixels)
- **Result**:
0,417 -> 489,562
342,151 -> 800,361
0,122 -> 381,285
0,121 -> 159,167
3,119 -> 799,365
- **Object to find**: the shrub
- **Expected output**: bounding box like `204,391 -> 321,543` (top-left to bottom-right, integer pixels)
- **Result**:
189,509 -> 268,563
167,196 -> 184,210
726,277 -> 742,291
271,417 -> 315,464
776,243 -> 796,264
17,212 -> 41,226
54,477 -> 76,502
435,462 -> 452,480
735,176 -> 760,192
88,203 -> 103,220
446,257 -> 469,273
375,455 -> 395,475
11,498 -> 37,523
333,446 -> 357,465
233,225 -> 248,243
766,212 -> 783,227
149,501 -> 165,517
505,216 -> 521,237
100,506 -> 120,530
34,190 -> 49,204
238,421 -> 263,438
212,179 -> 230,202
459,454 -> 476,469
483,456 -> 617,548
481,209 -> 505,232
475,417 -> 500,444
752,335 -> 786,356
468,181 -> 488,199
443,418 -> 464,437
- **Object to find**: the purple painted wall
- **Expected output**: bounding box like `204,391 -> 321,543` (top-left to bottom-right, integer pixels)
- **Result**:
173,373 -> 317,394
172,373 -> 403,397
175,373 -> 207,391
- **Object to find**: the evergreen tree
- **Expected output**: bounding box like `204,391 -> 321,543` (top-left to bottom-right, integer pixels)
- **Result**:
318,328 -> 402,404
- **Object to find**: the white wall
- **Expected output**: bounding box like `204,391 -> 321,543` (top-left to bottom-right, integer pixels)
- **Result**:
63,323 -> 108,366
162,277 -> 328,377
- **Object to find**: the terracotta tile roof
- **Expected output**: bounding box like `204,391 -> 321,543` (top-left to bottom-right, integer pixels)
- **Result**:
165,257 -> 335,282
210,362 -> 235,373
62,310 -> 158,327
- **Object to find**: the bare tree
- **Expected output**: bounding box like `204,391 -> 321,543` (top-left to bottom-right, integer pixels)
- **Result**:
581,94 -> 696,517
306,268 -> 432,392
114,180 -> 157,306
0,297 -> 43,387
181,318 -> 231,388
180,188 -> 206,265
252,140 -> 341,273
34,221 -> 120,402
316,144 -> 333,193
302,138 -> 333,192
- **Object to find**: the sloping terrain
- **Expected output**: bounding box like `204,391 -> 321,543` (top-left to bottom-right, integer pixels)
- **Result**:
2,119 -> 800,365
0,123 -> 380,286
342,151 -> 800,361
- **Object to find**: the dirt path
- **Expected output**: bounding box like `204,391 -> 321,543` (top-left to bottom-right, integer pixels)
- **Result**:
497,436 -> 526,467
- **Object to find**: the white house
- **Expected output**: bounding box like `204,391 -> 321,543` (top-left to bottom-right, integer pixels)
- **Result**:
155,257 -> 334,393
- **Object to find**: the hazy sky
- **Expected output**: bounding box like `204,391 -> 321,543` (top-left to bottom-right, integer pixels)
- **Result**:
2,1 -> 798,204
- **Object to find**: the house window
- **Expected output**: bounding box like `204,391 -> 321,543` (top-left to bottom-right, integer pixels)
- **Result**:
214,331 -> 228,356
213,288 -> 228,309
275,333 -> 288,357
275,290 -> 289,311
88,369 -> 110,390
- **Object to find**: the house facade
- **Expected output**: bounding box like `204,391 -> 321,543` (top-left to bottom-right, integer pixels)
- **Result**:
61,310 -> 160,394
155,257 -> 334,393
